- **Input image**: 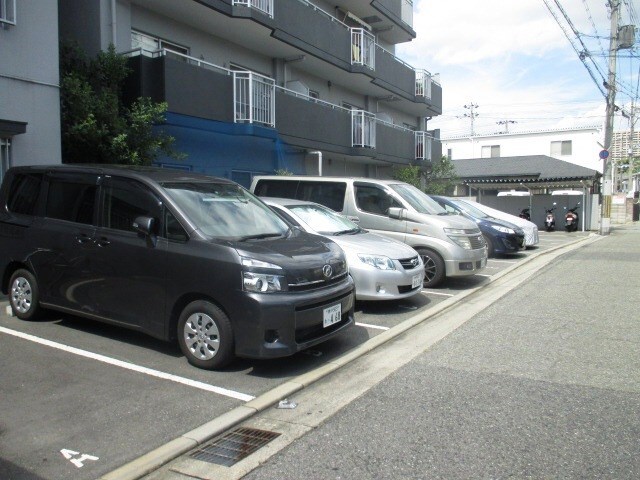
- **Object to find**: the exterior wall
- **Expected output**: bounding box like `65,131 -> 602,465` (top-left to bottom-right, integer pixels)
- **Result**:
0,0 -> 61,175
443,128 -> 603,173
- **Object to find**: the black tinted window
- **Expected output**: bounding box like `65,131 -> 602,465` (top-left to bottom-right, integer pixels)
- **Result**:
46,176 -> 96,224
7,173 -> 42,216
254,180 -> 299,199
296,182 -> 346,212
102,178 -> 161,232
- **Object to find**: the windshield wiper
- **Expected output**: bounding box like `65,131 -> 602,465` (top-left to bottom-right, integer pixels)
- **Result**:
333,228 -> 360,236
237,233 -> 284,241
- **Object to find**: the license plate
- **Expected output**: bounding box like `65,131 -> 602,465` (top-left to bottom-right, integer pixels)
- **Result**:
323,304 -> 342,328
412,274 -> 422,289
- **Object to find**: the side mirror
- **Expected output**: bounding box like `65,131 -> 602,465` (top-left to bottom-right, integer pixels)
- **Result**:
133,216 -> 155,236
388,207 -> 405,220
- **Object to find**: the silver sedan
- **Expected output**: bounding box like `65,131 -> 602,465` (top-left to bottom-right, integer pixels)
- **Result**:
262,198 -> 425,301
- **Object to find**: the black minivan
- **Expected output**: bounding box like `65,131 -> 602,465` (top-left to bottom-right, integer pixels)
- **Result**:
0,165 -> 354,369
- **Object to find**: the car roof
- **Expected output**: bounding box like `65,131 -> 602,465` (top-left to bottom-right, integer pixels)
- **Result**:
253,175 -> 405,186
10,164 -> 235,185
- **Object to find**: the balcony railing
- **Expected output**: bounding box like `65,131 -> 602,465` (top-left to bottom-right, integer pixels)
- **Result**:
415,70 -> 432,99
401,0 -> 413,27
234,71 -> 275,127
351,28 -> 376,70
232,0 -> 273,18
352,110 -> 376,148
415,131 -> 433,161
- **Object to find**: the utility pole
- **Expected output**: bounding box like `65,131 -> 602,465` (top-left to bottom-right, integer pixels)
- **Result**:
463,103 -> 479,136
497,120 -> 517,133
600,0 -> 620,235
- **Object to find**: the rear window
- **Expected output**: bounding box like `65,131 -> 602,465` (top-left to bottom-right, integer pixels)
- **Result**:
254,180 -> 299,199
254,180 -> 346,212
7,173 -> 43,216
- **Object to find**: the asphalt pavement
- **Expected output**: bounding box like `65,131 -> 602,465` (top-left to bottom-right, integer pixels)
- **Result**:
224,224 -> 640,479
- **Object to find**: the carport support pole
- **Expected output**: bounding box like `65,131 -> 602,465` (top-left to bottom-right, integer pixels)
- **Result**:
600,0 -> 619,235
310,151 -> 322,176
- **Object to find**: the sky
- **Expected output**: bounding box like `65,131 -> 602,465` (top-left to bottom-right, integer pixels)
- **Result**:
396,0 -> 639,139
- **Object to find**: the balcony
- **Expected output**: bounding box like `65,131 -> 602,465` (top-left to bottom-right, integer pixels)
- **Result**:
351,29 -> 376,70
123,48 -> 439,164
231,0 -> 273,18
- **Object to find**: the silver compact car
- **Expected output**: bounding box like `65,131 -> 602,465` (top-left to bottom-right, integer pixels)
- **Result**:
263,198 -> 425,301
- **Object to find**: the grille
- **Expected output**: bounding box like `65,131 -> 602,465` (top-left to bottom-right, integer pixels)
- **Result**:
288,272 -> 348,292
398,256 -> 420,270
469,235 -> 485,249
398,284 -> 420,294
190,427 -> 281,467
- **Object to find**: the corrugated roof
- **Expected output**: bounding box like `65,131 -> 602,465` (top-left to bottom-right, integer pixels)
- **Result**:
453,155 -> 599,183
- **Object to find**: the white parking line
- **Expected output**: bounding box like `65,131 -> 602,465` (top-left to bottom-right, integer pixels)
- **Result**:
476,274 -> 493,277
421,290 -> 455,297
488,259 -> 518,264
355,322 -> 390,331
0,326 -> 255,402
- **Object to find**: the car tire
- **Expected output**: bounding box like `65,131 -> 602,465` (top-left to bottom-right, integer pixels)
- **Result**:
177,301 -> 234,370
416,248 -> 445,288
9,269 -> 43,321
483,234 -> 495,257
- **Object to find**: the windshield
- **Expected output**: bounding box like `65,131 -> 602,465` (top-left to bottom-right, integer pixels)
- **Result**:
163,182 -> 289,240
388,184 -> 446,215
287,203 -> 360,235
450,199 -> 490,219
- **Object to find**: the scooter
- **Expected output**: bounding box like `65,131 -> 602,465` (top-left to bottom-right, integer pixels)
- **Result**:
519,208 -> 530,221
544,203 -> 556,232
565,203 -> 580,232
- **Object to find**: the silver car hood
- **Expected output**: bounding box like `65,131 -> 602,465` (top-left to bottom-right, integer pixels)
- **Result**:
328,231 -> 418,259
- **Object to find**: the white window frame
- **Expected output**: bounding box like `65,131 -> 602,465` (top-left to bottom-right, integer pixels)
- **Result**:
481,145 -> 500,158
0,0 -> 16,26
550,140 -> 572,156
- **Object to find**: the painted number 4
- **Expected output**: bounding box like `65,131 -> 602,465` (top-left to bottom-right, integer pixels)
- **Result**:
60,449 -> 99,468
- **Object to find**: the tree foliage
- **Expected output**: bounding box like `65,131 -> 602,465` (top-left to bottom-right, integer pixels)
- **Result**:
60,43 -> 184,165
392,156 -> 458,195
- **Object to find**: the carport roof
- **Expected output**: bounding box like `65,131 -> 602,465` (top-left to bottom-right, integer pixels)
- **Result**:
451,155 -> 600,189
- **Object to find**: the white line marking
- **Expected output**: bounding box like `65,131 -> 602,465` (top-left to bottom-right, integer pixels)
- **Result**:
421,290 -> 455,297
487,259 -> 518,264
476,274 -> 493,277
0,326 -> 254,402
355,322 -> 390,331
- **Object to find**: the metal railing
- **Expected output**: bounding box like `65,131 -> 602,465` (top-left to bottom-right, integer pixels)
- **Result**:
234,71 -> 275,127
232,0 -> 273,18
415,70 -> 432,99
415,131 -> 433,161
351,29 -> 376,70
352,110 -> 376,148
0,0 -> 16,25
401,0 -> 413,27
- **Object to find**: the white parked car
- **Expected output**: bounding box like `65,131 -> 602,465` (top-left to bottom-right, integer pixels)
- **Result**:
456,199 -> 539,247
263,198 -> 425,301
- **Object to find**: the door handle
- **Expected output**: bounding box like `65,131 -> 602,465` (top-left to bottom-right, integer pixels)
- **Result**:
76,234 -> 93,244
96,237 -> 111,247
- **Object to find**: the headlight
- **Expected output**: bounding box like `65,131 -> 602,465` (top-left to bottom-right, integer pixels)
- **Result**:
444,228 -> 467,235
241,257 -> 284,293
243,272 -> 285,292
491,225 -> 515,234
444,228 -> 473,249
358,254 -> 396,270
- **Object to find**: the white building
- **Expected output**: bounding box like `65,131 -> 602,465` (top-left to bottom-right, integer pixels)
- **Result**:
442,126 -> 603,173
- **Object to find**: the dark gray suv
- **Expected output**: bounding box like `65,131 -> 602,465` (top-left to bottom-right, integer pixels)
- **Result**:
0,165 -> 354,369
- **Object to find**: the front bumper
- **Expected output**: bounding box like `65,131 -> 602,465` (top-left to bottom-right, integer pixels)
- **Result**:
350,263 -> 424,301
230,277 -> 355,359
444,248 -> 487,277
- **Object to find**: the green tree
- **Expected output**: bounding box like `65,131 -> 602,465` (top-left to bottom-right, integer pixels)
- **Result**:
392,156 -> 458,195
60,42 -> 184,165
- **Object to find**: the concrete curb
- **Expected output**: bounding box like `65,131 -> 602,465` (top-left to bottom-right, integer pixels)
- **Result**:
2,235 -> 601,480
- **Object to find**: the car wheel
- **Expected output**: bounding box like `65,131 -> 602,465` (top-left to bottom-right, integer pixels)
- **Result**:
177,301 -> 234,370
483,234 -> 495,257
9,269 -> 43,320
416,248 -> 445,288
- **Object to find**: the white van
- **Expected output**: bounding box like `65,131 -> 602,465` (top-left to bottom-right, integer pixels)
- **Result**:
251,176 -> 487,287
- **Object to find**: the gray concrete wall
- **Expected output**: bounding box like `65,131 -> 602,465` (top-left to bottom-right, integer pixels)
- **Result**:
1,0 -> 61,168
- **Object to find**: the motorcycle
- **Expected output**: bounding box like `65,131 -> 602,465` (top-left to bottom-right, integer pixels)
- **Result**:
565,203 -> 580,232
519,208 -> 531,221
544,203 -> 557,232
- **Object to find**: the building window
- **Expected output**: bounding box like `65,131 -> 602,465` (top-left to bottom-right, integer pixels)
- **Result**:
447,148 -> 452,160
1,137 -> 10,186
131,30 -> 189,57
481,145 -> 500,158
551,140 -> 572,156
0,0 -> 16,25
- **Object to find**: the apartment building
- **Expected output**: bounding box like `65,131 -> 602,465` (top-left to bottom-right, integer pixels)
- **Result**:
58,0 -> 442,186
0,0 -> 62,185
442,126 -> 603,174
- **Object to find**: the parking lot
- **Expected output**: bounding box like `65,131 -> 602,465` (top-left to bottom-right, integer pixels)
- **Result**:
0,231 -> 590,480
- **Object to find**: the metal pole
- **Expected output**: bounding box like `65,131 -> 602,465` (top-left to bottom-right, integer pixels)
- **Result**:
600,0 -> 619,235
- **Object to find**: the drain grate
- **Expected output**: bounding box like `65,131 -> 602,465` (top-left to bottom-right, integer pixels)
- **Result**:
190,427 -> 281,467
